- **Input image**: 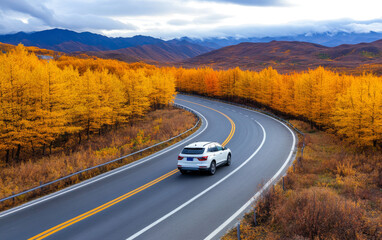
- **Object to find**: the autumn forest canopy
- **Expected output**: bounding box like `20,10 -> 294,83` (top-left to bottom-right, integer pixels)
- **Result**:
176,66 -> 382,147
0,44 -> 381,164
0,45 -> 176,163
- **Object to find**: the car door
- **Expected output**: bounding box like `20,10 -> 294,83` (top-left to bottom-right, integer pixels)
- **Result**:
216,144 -> 225,164
208,144 -> 218,162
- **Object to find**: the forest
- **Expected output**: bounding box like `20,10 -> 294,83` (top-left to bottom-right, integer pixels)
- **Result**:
0,45 -> 176,163
175,66 -> 382,147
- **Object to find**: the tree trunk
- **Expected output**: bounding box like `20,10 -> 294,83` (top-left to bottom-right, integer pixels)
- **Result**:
87,120 -> 90,140
42,143 -> 46,156
31,141 -> 35,156
78,132 -> 82,145
49,141 -> 53,155
5,149 -> 9,164
15,144 -> 21,162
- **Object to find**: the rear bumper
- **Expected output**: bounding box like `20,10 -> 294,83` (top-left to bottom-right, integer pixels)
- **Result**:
178,166 -> 209,172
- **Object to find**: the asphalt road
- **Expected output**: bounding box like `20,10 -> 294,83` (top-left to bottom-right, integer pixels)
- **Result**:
0,94 -> 296,240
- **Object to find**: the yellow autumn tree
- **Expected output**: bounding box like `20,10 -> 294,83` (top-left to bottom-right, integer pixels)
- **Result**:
121,69 -> 152,118
150,69 -> 176,108
332,74 -> 382,146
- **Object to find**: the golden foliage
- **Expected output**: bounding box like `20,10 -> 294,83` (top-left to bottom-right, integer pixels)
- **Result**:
176,66 -> 382,147
0,44 -> 176,163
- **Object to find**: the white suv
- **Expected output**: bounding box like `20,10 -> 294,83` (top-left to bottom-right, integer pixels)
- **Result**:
177,142 -> 232,175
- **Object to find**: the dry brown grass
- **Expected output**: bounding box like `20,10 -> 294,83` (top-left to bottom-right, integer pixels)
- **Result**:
223,120 -> 382,240
0,107 -> 197,206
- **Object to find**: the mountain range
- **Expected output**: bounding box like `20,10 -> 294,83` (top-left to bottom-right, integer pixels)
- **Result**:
180,40 -> 382,72
181,31 -> 382,49
0,28 -> 213,62
2,29 -> 382,52
0,29 -> 165,52
1,28 -> 382,72
85,40 -> 214,63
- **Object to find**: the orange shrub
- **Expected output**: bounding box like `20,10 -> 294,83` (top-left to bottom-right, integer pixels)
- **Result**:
273,187 -> 364,239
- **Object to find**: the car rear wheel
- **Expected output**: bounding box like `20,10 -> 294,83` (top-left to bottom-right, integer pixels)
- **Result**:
179,169 -> 187,174
209,161 -> 216,175
225,154 -> 231,166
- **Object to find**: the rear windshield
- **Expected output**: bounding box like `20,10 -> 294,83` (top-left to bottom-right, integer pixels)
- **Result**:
181,148 -> 205,155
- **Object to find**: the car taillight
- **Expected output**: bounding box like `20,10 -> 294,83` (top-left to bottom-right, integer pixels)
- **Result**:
198,156 -> 208,161
178,156 -> 184,160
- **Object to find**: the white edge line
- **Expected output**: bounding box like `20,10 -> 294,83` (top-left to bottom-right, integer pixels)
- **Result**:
0,104 -> 208,218
125,120 -> 267,240
204,112 -> 297,240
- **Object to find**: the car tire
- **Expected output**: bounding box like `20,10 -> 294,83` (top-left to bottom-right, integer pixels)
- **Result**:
209,161 -> 216,175
225,154 -> 231,166
179,169 -> 187,174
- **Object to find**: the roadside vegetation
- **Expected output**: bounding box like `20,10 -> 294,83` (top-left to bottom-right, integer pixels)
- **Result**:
223,121 -> 381,239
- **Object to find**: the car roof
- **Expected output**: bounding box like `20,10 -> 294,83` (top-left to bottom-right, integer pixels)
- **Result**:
184,141 -> 217,148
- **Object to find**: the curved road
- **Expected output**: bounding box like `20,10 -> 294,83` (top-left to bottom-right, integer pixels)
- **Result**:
0,94 -> 296,240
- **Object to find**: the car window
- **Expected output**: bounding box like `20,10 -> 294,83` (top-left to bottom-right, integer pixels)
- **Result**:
209,146 -> 218,152
217,146 -> 223,151
181,148 -> 205,154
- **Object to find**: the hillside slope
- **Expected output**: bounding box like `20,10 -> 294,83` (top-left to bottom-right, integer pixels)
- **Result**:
180,40 -> 382,72
0,29 -> 164,52
84,41 -> 213,63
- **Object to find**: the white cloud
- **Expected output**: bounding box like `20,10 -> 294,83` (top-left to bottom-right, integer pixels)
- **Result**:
0,0 -> 382,38
345,22 -> 382,33
199,0 -> 286,6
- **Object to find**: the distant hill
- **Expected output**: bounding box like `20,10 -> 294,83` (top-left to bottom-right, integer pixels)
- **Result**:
180,31 -> 382,49
2,28 -> 382,71
180,40 -> 382,72
2,29 -> 213,52
82,40 -> 213,63
0,28 -> 213,63
0,28 -> 172,52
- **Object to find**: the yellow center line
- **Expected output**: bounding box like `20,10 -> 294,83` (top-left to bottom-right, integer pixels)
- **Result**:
29,99 -> 236,240
29,169 -> 179,240
178,99 -> 235,147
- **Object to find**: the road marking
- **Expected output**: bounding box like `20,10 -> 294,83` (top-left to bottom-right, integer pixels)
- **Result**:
0,105 -> 208,219
178,99 -> 235,147
29,169 -> 179,240
28,99 -> 235,240
126,120 -> 265,240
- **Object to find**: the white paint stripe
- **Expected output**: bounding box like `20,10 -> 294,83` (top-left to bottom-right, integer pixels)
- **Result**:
125,120 -> 267,240
0,104 -> 208,218
204,119 -> 296,240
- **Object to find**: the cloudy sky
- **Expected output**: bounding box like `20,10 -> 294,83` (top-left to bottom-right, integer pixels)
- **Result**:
0,0 -> 382,39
